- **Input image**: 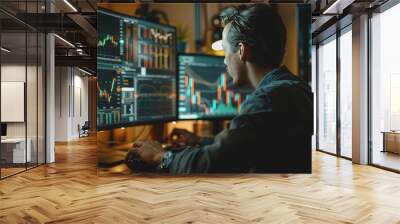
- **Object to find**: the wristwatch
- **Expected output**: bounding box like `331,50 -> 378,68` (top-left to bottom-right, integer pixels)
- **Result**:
157,151 -> 174,172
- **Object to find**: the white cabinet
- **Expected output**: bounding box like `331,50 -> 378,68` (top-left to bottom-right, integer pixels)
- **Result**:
1,138 -> 32,163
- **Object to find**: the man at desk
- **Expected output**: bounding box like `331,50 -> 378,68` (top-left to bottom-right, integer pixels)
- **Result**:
127,4 -> 313,173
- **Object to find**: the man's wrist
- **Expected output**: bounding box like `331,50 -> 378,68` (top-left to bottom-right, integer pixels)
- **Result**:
157,151 -> 174,171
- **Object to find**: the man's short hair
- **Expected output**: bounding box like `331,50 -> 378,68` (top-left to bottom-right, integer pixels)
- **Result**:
220,4 -> 287,68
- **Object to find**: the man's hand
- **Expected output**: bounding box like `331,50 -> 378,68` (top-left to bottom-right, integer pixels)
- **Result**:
170,128 -> 201,146
126,141 -> 165,166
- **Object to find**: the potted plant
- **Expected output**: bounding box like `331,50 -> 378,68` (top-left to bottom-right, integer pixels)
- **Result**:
176,24 -> 189,53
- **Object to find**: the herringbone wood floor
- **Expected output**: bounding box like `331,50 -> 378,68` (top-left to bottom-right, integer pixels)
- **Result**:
1,136 -> 400,224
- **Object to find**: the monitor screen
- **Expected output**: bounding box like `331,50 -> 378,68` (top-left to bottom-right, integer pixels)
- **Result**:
97,9 -> 177,130
178,54 -> 252,120
1,123 -> 7,137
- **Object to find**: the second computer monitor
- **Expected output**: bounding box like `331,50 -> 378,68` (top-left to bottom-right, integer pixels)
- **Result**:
178,54 -> 252,120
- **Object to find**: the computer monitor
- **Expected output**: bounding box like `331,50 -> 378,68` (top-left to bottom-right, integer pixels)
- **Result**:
97,9 -> 177,130
178,54 -> 252,120
1,123 -> 7,138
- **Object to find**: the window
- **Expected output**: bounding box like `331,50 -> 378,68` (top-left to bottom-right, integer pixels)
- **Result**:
339,28 -> 352,158
0,1 -> 47,179
312,46 -> 317,150
317,36 -> 337,154
370,2 -> 400,171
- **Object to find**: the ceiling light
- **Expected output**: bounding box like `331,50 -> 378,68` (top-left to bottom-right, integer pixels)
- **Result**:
54,34 -> 75,48
63,0 -> 78,12
211,40 -> 223,51
322,0 -> 354,15
78,67 -> 92,76
1,47 -> 11,53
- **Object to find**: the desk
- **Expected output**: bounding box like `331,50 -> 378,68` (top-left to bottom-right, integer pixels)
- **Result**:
382,131 -> 400,154
1,138 -> 31,163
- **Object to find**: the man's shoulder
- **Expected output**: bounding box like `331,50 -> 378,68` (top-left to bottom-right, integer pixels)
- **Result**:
239,72 -> 311,114
266,68 -> 308,88
254,76 -> 309,99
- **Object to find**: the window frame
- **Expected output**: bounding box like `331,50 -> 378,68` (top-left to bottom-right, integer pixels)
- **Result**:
367,0 -> 400,173
314,20 -> 353,161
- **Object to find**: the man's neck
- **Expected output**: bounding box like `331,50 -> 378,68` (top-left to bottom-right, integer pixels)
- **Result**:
246,64 -> 274,88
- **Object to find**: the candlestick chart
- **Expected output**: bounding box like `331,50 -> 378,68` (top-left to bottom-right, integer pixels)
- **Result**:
97,12 -> 121,59
178,55 -> 251,119
97,69 -> 121,127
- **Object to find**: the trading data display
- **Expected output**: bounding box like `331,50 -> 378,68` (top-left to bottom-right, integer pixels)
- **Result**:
97,10 -> 177,130
97,12 -> 120,60
178,54 -> 252,120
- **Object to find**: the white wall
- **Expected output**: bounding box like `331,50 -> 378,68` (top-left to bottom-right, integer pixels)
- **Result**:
1,65 -> 26,140
55,67 -> 69,141
55,67 -> 89,141
1,65 -> 36,138
1,63 -> 46,164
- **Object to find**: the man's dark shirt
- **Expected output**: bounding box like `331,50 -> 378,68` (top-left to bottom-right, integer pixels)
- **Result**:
169,66 -> 313,173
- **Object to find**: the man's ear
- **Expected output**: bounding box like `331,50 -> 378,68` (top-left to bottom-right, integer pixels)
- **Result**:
238,42 -> 250,62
